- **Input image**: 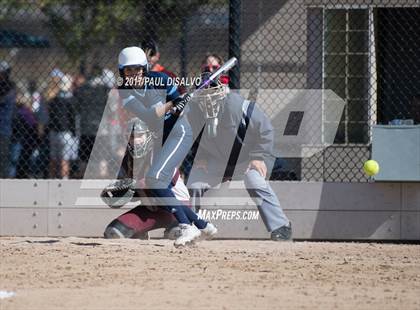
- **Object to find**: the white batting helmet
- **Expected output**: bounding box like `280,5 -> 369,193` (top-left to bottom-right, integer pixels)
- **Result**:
118,46 -> 148,70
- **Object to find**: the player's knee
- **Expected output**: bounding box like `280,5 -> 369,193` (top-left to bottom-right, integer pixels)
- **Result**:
144,175 -> 165,189
144,176 -> 156,187
104,219 -> 135,239
244,169 -> 266,191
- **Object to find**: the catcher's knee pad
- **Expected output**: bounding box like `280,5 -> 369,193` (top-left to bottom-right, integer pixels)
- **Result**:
104,219 -> 135,239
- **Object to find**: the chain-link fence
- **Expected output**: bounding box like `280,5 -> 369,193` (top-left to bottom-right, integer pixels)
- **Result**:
0,0 -> 419,181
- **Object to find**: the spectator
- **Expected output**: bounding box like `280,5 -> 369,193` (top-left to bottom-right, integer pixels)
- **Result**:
95,69 -> 121,178
101,68 -> 116,89
13,92 -> 38,178
70,73 -> 86,177
73,67 -> 110,177
200,53 -> 230,85
48,74 -> 77,179
28,80 -> 49,178
100,69 -> 124,154
72,73 -> 86,93
0,61 -> 16,178
141,39 -> 163,71
141,39 -> 186,94
45,68 -> 63,101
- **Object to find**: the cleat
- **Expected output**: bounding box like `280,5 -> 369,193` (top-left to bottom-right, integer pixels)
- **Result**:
270,222 -> 292,241
164,225 -> 182,240
200,223 -> 218,240
174,224 -> 201,248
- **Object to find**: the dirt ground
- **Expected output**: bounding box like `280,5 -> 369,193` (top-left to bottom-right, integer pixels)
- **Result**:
0,237 -> 419,310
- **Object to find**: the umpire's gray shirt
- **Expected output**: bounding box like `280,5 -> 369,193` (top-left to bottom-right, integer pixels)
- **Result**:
189,92 -> 274,165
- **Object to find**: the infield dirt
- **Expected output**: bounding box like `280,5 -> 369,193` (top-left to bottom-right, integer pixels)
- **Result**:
1,237 -> 419,309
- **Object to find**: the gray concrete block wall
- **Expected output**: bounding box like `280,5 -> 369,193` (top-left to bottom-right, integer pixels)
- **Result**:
0,180 -> 419,240
1,208 -> 49,237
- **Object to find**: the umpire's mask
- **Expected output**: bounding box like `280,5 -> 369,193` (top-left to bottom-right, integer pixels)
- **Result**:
127,118 -> 154,159
194,71 -> 228,138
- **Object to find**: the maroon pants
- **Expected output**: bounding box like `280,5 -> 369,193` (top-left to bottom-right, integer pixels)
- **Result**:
114,200 -> 192,235
109,176 -> 191,236
115,206 -> 178,235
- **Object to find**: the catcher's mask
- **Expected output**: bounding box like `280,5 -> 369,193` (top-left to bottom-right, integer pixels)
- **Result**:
127,118 -> 154,159
195,72 -> 228,137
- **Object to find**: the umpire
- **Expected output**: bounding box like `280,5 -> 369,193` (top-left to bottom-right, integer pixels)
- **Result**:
186,54 -> 292,241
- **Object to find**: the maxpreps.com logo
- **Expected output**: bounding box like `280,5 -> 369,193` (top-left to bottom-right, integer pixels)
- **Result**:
198,209 -> 260,221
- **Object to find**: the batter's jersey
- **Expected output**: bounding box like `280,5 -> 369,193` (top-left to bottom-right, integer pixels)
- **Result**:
120,71 -> 180,133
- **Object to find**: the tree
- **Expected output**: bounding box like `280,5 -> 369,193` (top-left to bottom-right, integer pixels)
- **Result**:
1,0 -> 222,74
39,0 -> 143,74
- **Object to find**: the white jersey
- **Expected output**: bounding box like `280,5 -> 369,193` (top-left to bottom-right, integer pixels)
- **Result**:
170,169 -> 189,202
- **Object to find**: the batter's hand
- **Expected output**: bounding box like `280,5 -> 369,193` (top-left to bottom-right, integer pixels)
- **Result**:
247,160 -> 267,178
172,93 -> 191,114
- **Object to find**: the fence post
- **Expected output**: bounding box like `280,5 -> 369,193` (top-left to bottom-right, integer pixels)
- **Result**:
180,15 -> 188,78
229,0 -> 241,89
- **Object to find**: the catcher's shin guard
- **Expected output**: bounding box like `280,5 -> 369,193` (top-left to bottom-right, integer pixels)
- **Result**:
104,219 -> 135,239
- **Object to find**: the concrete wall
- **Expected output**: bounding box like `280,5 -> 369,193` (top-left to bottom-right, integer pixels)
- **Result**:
0,179 -> 419,240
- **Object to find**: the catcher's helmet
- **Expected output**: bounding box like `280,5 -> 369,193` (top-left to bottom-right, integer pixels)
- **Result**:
127,118 -> 154,159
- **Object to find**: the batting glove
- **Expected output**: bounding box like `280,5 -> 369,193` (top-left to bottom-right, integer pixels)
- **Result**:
173,93 -> 191,114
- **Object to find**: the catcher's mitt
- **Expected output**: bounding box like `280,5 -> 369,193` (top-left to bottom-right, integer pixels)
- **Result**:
100,179 -> 136,208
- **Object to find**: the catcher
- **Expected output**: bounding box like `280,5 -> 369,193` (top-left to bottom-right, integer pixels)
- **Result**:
101,117 -> 217,246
